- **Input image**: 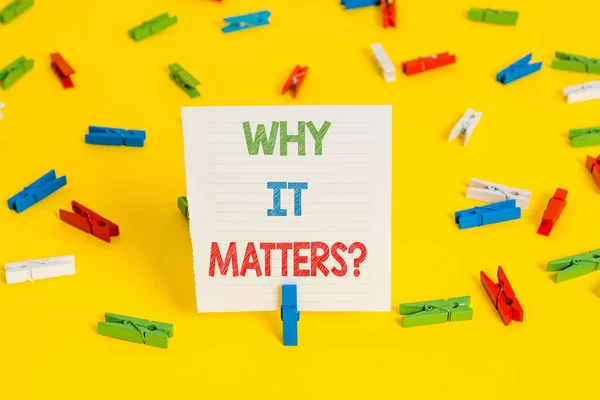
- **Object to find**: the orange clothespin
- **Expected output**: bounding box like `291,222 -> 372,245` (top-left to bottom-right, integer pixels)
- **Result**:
401,52 -> 456,75
281,65 -> 308,98
481,266 -> 523,326
50,53 -> 75,89
381,0 -> 396,28
59,201 -> 119,242
537,188 -> 567,236
586,155 -> 600,189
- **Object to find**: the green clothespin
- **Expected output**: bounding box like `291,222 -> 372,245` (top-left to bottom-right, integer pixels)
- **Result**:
178,196 -> 189,220
0,56 -> 34,90
0,0 -> 34,24
569,127 -> 600,148
98,313 -> 174,349
169,63 -> 200,98
467,8 -> 519,25
128,12 -> 177,41
399,296 -> 473,328
547,249 -> 600,283
552,52 -> 600,74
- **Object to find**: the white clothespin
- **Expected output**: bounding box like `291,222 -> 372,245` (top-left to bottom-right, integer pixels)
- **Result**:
448,108 -> 482,146
370,43 -> 396,83
466,178 -> 531,209
563,81 -> 600,104
5,255 -> 75,284
0,102 -> 4,120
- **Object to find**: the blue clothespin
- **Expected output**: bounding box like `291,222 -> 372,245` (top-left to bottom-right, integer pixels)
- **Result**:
222,10 -> 270,33
496,53 -> 542,85
8,170 -> 67,213
341,0 -> 380,10
85,126 -> 146,147
455,200 -> 521,229
281,284 -> 300,346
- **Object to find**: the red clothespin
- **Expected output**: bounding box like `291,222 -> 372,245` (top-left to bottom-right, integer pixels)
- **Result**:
381,0 -> 396,28
586,155 -> 600,189
401,52 -> 456,75
59,201 -> 119,242
50,53 -> 75,89
281,66 -> 308,98
481,266 -> 523,326
537,188 -> 567,236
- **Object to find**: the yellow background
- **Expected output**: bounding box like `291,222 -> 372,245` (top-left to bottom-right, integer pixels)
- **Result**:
2,0 -> 600,398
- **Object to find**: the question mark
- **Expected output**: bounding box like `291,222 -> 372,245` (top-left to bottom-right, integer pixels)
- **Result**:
348,242 -> 367,277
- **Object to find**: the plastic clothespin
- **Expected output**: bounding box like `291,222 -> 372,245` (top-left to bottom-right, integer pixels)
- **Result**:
381,0 -> 395,28
129,13 -> 177,41
281,284 -> 300,345
455,199 -> 521,229
0,0 -> 33,24
169,63 -> 200,98
569,127 -> 600,148
563,81 -> 600,104
448,108 -> 482,146
222,10 -> 270,33
85,126 -> 146,147
586,155 -> 600,189
552,52 -> 600,74
547,249 -> 600,283
401,52 -> 456,75
4,255 -> 75,284
178,196 -> 189,220
281,66 -> 308,98
370,43 -> 396,82
466,178 -> 531,209
59,201 -> 119,242
98,313 -> 174,349
341,0 -> 380,10
399,296 -> 473,328
467,8 -> 519,25
8,170 -> 67,213
0,56 -> 33,90
480,267 -> 523,326
496,53 -> 542,85
50,53 -> 75,89
537,188 -> 567,236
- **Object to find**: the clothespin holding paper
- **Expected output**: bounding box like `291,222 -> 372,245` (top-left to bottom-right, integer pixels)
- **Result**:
281,284 -> 300,345
399,296 -> 473,328
178,196 -> 189,220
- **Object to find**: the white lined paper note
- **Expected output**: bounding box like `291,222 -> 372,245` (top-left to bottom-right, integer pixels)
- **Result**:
181,106 -> 392,312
